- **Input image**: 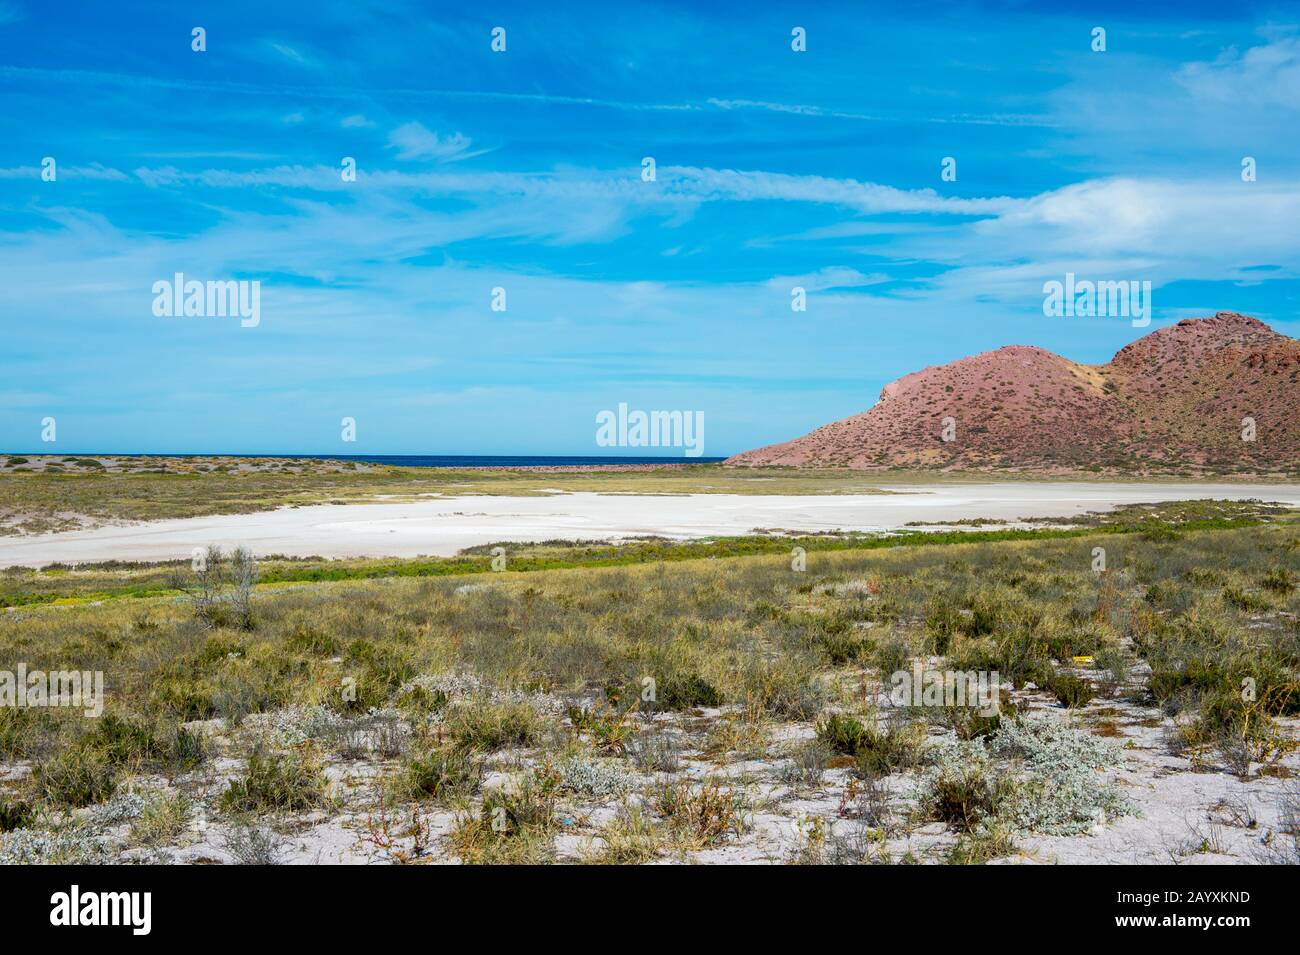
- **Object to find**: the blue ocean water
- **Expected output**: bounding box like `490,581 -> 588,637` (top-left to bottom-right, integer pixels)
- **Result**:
293,454 -> 728,467
49,454 -> 727,467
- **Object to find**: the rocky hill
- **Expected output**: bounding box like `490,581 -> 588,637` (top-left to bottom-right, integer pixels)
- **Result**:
727,313 -> 1299,475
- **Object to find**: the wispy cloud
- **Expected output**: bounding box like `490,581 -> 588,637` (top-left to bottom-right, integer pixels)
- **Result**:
386,122 -> 479,162
1176,35 -> 1300,109
707,98 -> 1058,128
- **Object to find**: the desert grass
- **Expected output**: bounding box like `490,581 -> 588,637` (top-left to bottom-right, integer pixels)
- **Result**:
0,512 -> 1297,862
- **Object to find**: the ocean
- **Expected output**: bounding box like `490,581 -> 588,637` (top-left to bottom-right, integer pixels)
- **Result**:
35,453 -> 728,467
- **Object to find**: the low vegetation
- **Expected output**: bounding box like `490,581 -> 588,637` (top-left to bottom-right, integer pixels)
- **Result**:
0,499 -> 1297,863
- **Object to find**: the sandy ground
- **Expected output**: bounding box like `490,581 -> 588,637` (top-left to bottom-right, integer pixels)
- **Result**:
2,481 -> 1298,567
23,682 -> 1295,866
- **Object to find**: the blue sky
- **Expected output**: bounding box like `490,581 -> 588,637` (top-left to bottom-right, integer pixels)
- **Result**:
2,0 -> 1299,456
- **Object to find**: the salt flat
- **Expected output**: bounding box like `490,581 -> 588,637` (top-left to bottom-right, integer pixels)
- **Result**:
1,481 -> 1297,567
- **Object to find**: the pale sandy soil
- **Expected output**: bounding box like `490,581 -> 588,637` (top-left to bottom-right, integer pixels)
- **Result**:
1,482 -> 1298,568
9,679 -> 1294,866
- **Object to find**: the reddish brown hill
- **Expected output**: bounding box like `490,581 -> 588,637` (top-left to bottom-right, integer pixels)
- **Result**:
728,313 -> 1300,475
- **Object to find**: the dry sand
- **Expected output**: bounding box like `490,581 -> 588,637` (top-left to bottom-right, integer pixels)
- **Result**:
2,481 -> 1298,568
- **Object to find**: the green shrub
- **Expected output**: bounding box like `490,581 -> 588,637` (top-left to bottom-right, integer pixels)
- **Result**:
1261,567 -> 1294,594
0,794 -> 34,831
83,714 -> 168,765
1049,674 -> 1095,709
739,658 -> 827,720
148,666 -> 216,720
284,625 -> 339,657
926,761 -> 1006,832
398,746 -> 481,801
448,702 -> 541,752
1223,586 -> 1270,612
0,707 -> 59,759
565,704 -> 634,752
871,634 -> 912,679
854,721 -> 925,775
130,793 -> 191,847
942,702 -> 1017,740
449,772 -> 558,864
656,672 -> 723,710
815,714 -> 871,755
219,745 -> 326,814
396,685 -> 449,717
30,750 -> 117,808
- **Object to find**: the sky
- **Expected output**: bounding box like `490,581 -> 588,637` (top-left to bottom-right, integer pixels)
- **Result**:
2,0 -> 1299,456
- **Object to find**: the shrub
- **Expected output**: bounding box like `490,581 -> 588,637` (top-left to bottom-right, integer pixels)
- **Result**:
222,824 -> 285,865
989,719 -> 1134,835
171,726 -> 209,768
779,740 -> 830,789
942,704 -> 1012,741
871,634 -> 912,680
1261,568 -> 1294,594
129,793 -> 190,847
814,621 -> 872,666
855,721 -> 925,775
0,707 -> 58,760
0,793 -> 34,832
1223,586 -> 1270,612
83,714 -> 168,765
30,751 -> 117,808
219,745 -> 326,814
650,778 -> 748,848
450,772 -> 558,864
555,755 -> 634,797
191,545 -> 257,630
740,658 -> 827,720
927,761 -> 1004,832
656,672 -> 723,710
397,746 -> 481,802
1049,674 -> 1094,709
565,704 -> 635,752
626,730 -> 681,773
448,702 -> 542,752
815,714 -> 871,755
816,714 -> 922,774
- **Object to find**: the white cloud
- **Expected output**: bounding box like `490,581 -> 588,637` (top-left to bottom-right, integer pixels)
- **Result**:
0,163 -> 128,181
765,268 -> 889,292
1177,36 -> 1300,109
387,122 -> 475,162
269,42 -> 308,65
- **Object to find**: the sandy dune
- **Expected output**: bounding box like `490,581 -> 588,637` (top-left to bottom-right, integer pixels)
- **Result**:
2,482 -> 1298,568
